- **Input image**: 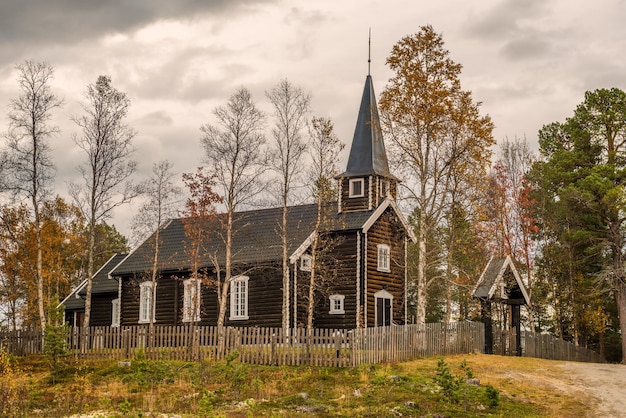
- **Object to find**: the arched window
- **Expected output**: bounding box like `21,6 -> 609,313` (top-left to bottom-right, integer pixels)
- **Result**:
377,244 -> 391,272
230,275 -> 249,320
111,298 -> 120,327
139,281 -> 155,324
182,278 -> 201,322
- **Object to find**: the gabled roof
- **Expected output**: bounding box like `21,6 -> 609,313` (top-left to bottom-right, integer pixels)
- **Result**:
340,75 -> 395,179
472,256 -> 531,306
110,203 -> 374,277
60,253 -> 126,310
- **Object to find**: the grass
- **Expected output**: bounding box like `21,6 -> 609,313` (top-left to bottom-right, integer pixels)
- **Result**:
0,350 -> 595,417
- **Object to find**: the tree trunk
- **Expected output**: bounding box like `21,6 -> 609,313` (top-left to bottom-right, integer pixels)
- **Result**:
282,203 -> 290,332
34,206 -> 46,336
415,208 -> 427,324
216,208 -> 233,356
83,220 -> 96,330
149,227 -> 160,346
617,282 -> 626,364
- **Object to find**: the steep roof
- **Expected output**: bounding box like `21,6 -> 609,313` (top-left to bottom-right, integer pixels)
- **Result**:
60,253 -> 126,310
110,203 -> 373,277
472,256 -> 531,306
340,75 -> 394,179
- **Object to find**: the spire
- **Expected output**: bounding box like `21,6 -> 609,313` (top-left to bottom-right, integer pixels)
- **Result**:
368,28 -> 371,76
340,74 -> 394,179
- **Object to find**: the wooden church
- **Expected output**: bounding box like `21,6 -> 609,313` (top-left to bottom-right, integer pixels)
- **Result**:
73,72 -> 416,330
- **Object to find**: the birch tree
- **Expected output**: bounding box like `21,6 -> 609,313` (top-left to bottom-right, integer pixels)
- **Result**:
2,60 -> 63,334
181,169 -> 222,359
266,79 -> 311,332
70,75 -> 138,330
131,160 -> 181,331
200,87 -> 267,352
306,117 -> 344,332
379,26 -> 494,324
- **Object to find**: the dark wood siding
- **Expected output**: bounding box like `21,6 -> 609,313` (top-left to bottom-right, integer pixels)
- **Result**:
120,274 -> 140,325
90,293 -> 117,326
226,265 -> 283,327
365,207 -> 406,326
121,264 -> 284,327
295,232 -> 358,329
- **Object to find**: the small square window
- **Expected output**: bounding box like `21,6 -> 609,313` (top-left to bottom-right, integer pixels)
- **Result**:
329,294 -> 345,315
349,178 -> 365,197
377,244 -> 391,272
300,254 -> 312,271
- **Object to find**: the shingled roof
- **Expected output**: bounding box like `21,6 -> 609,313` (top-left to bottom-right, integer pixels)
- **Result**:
60,253 -> 126,310
110,203 -> 374,277
340,75 -> 395,179
472,256 -> 531,305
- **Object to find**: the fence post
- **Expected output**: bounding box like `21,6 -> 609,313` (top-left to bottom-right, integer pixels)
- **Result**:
271,332 -> 277,366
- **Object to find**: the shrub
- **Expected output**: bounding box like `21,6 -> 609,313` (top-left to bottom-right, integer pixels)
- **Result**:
434,358 -> 461,403
485,384 -> 500,408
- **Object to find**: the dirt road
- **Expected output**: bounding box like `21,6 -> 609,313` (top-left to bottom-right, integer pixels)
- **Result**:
558,362 -> 626,418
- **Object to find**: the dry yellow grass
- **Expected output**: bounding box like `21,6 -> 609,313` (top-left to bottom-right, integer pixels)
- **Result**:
421,354 -> 600,417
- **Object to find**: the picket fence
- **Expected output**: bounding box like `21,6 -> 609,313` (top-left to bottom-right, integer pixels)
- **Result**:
0,323 -> 483,366
492,328 -> 604,363
0,323 -> 603,365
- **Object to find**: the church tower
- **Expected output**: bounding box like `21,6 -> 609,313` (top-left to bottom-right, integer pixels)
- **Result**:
337,74 -> 397,213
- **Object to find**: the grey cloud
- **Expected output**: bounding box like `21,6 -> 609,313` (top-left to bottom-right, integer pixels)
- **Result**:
0,0 -> 274,43
463,0 -> 561,63
128,47 -> 250,103
501,35 -> 550,60
465,0 -> 548,39
136,111 -> 174,127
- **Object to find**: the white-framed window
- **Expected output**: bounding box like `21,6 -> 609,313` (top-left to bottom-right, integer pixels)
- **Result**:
230,275 -> 249,320
139,281 -> 155,324
182,278 -> 201,322
111,298 -> 120,327
329,294 -> 345,315
381,179 -> 389,198
300,254 -> 312,271
377,244 -> 391,272
349,178 -> 365,197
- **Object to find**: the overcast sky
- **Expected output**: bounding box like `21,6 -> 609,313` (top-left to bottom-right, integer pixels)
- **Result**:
1,0 -> 625,239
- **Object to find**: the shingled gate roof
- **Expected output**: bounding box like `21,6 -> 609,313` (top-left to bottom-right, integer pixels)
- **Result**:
472,256 -> 531,305
110,203 -> 374,277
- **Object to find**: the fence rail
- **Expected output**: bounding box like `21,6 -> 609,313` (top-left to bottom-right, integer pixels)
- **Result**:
492,328 -> 604,363
0,323 -> 603,365
0,323 -> 484,365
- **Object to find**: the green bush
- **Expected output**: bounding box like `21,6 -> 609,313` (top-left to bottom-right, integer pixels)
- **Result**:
44,296 -> 70,374
433,358 -> 461,403
485,384 -> 500,408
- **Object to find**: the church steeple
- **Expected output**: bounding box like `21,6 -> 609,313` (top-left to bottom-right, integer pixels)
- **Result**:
338,74 -> 397,213
341,74 -> 393,179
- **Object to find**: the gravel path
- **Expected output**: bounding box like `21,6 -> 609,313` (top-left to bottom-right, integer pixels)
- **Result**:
558,362 -> 626,417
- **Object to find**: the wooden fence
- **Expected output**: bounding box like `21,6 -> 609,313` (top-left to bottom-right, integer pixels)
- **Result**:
0,323 -> 603,365
492,328 -> 604,363
0,323 -> 484,366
